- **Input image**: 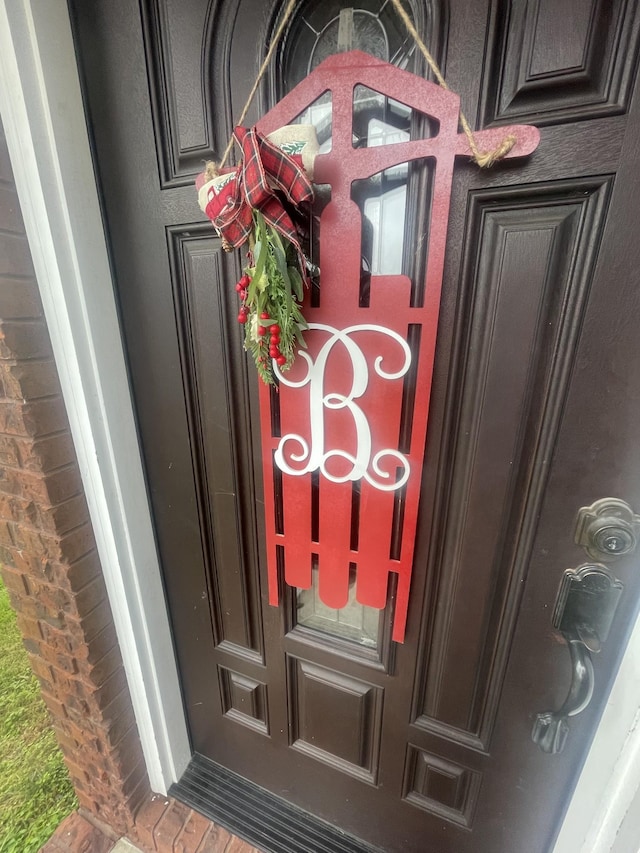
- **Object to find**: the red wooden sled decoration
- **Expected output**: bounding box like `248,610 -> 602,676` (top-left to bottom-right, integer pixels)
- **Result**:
255,51 -> 539,642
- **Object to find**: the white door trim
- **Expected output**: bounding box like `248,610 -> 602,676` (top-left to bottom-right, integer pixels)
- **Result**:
0,0 -> 190,794
554,615 -> 640,853
0,0 -> 638,846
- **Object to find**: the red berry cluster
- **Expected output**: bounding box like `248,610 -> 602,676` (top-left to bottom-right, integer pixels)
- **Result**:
235,274 -> 250,323
235,275 -> 285,369
258,312 -> 285,366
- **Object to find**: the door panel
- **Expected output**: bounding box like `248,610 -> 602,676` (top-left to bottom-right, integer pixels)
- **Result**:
70,0 -> 640,851
418,178 -> 613,742
483,0 -> 640,125
168,225 -> 265,659
287,656 -> 385,783
141,0 -> 224,185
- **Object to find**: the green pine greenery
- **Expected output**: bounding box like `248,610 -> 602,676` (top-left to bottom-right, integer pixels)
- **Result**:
0,574 -> 77,853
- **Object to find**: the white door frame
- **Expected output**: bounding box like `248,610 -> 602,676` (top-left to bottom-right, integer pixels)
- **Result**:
0,1 -> 638,848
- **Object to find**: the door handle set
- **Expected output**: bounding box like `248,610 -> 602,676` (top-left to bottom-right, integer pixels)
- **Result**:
531,563 -> 622,753
532,499 -> 631,754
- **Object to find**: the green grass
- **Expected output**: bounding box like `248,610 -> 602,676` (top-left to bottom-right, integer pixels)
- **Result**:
0,576 -> 77,853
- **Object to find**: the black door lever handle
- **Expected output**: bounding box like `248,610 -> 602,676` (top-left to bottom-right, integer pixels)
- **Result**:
532,638 -> 595,754
531,564 -> 622,755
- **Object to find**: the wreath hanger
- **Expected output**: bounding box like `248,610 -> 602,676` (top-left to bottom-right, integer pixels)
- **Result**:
196,3 -> 540,642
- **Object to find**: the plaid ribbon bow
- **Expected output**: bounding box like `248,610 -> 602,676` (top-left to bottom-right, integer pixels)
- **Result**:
203,126 -> 313,262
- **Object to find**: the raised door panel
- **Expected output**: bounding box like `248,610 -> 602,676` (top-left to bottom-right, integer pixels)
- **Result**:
413,178 -> 612,749
141,0 -> 220,186
168,226 -> 265,663
483,0 -> 640,125
402,746 -> 482,828
218,666 -> 269,734
288,656 -> 384,784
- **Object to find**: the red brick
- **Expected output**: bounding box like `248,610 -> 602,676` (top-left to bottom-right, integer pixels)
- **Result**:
225,836 -> 258,853
173,810 -> 212,853
195,824 -> 233,853
40,688 -> 69,721
2,431 -> 77,473
0,319 -> 53,360
52,689 -> 90,721
9,430 -> 76,472
0,491 -> 33,524
126,797 -> 265,853
13,610 -> 44,641
31,639 -> 80,673
135,793 -> 173,850
0,395 -> 67,437
0,543 -> 48,576
37,621 -> 84,654
39,811 -> 114,853
10,589 -> 60,626
28,652 -> 55,683
0,402 -> 27,435
0,433 -> 20,466
16,576 -> 73,611
77,807 -> 121,843
54,717 -> 106,753
153,800 -> 191,850
0,358 -> 59,399
63,755 -> 94,787
0,461 -> 82,504
43,662 -> 103,704
29,577 -> 75,604
52,726 -> 82,756
74,791 -> 103,818
0,562 -> 30,594
2,519 -> 94,565
10,549 -> 103,593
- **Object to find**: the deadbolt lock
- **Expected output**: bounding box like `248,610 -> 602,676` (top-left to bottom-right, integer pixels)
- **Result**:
575,498 -> 640,560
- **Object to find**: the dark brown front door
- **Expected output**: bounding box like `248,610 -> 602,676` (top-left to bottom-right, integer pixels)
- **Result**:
71,1 -> 640,851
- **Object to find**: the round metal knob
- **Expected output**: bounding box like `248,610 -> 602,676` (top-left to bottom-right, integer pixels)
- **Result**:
576,499 -> 640,560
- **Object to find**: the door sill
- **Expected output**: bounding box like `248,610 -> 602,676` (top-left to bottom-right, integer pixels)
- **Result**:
170,754 -> 383,853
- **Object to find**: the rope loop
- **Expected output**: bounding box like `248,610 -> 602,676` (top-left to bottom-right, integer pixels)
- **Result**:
388,0 -> 514,167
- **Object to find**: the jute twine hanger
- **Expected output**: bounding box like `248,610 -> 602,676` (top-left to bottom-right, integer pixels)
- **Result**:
205,0 -> 515,180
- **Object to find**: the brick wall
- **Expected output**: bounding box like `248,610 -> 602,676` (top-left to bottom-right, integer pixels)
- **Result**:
0,120 -> 150,837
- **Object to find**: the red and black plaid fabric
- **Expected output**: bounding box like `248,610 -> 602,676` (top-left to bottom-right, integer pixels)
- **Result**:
204,126 -> 313,261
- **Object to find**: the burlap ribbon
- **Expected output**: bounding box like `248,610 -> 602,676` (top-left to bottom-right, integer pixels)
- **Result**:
197,126 -> 317,262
